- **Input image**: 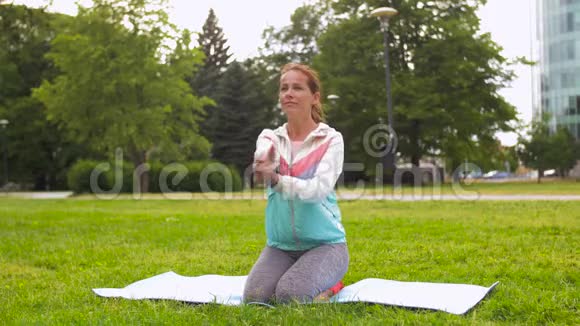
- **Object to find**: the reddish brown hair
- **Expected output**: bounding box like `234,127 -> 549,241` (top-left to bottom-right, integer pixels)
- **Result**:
280,63 -> 325,123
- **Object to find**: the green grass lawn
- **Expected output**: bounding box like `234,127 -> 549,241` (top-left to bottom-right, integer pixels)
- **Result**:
1,198 -> 578,324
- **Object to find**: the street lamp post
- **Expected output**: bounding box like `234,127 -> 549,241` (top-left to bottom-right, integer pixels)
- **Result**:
0,119 -> 9,188
370,7 -> 398,174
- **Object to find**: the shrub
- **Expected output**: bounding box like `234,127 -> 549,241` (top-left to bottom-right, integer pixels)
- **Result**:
67,160 -> 110,194
68,160 -> 134,194
204,163 -> 243,192
148,161 -> 242,193
104,161 -> 134,193
69,160 -> 242,194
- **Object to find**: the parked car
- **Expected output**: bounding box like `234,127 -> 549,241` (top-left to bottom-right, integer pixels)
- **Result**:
489,171 -> 510,179
482,170 -> 498,179
482,170 -> 510,179
543,169 -> 557,177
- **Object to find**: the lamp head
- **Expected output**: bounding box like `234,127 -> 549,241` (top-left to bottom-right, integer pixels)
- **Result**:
0,119 -> 8,129
370,7 -> 398,19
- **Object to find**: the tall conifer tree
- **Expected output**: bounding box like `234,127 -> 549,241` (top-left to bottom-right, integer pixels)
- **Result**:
211,61 -> 272,175
190,9 -> 233,144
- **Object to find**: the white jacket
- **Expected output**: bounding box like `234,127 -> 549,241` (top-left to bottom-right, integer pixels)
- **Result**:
254,122 -> 344,201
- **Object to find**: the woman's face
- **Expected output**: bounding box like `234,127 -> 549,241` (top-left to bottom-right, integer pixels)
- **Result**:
279,70 -> 320,119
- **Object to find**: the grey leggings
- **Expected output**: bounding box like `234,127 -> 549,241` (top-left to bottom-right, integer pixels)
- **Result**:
243,243 -> 349,304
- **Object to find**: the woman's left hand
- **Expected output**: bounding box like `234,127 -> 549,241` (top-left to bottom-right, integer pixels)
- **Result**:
254,160 -> 279,185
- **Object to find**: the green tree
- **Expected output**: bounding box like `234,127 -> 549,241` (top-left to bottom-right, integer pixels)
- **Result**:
259,2 -> 332,69
242,57 -> 281,127
516,118 -> 579,182
33,0 -> 211,193
314,15 -> 386,175
259,0 -> 518,179
551,127 -> 580,177
198,9 -> 232,71
499,145 -> 519,174
211,61 -> 273,176
313,0 -> 517,176
254,2 -> 334,129
189,8 -> 232,142
0,4 -> 86,190
517,120 -> 552,183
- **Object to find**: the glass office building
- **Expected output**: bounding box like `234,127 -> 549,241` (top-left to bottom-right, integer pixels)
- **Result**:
537,0 -> 580,139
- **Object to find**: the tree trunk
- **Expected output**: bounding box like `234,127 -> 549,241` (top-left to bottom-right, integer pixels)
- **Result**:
410,120 -> 421,167
560,169 -> 567,178
411,153 -> 421,167
131,150 -> 149,194
141,165 -> 149,193
34,174 -> 46,191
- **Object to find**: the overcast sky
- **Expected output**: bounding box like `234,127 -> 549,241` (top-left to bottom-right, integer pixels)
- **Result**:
11,0 -> 534,146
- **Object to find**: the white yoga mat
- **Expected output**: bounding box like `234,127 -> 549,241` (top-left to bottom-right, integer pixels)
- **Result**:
93,271 -> 498,315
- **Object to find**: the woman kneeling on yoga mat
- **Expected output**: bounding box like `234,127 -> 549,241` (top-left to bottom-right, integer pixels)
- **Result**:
243,63 -> 348,304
